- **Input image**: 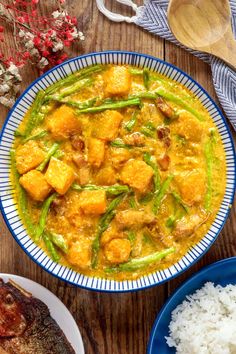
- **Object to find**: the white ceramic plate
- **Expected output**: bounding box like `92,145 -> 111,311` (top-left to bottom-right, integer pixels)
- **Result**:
0,273 -> 84,354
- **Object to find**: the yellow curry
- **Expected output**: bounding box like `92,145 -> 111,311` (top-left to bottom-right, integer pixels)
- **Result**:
11,64 -> 226,280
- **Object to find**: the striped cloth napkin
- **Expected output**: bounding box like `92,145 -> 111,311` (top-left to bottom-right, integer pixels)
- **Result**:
96,0 -> 236,131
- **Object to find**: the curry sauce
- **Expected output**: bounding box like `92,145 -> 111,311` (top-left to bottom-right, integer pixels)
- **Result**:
11,64 -> 226,280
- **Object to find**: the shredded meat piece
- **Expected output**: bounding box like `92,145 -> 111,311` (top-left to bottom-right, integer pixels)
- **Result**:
157,154 -> 170,171
156,97 -> 178,120
72,152 -> 87,168
157,126 -> 171,148
174,214 -> 208,239
115,210 -> 156,230
123,132 -> 145,146
70,135 -> 85,151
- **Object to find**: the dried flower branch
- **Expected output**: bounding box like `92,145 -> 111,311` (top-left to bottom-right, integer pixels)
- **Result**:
0,0 -> 84,108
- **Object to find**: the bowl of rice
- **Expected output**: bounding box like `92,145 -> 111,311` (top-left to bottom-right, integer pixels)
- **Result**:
148,257 -> 236,354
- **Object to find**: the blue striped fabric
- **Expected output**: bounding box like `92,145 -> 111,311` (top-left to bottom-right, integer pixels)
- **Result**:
136,0 -> 236,130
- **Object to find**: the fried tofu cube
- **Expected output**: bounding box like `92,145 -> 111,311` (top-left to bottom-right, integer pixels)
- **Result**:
96,166 -> 117,185
175,111 -> 203,142
88,138 -> 105,168
176,169 -> 206,205
47,105 -> 81,140
120,160 -> 154,193
15,140 -> 46,175
19,170 -> 52,201
104,238 -> 131,264
93,110 -> 123,141
79,190 -> 107,215
105,66 -> 131,96
68,241 -> 91,270
45,157 -> 75,195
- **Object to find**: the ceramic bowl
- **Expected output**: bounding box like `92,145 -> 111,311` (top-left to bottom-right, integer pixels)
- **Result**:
0,51 -> 235,292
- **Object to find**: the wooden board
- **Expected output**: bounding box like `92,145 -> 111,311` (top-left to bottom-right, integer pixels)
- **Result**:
0,1 -> 235,353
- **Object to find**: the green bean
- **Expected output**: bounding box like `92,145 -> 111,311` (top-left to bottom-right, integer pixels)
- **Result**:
77,98 -> 141,114
24,90 -> 45,137
155,88 -> 205,121
49,97 -> 98,110
204,138 -> 214,211
153,175 -> 174,214
35,193 -> 57,242
92,194 -> 126,268
45,64 -> 103,96
42,232 -> 60,262
175,134 -> 187,146
49,232 -> 68,254
141,122 -> 156,137
171,191 -> 189,213
107,247 -> 175,272
37,143 -> 60,172
110,139 -> 132,149
10,150 -> 35,236
129,68 -> 144,75
47,78 -> 93,101
129,195 -> 138,209
72,183 -> 131,196
129,92 -> 157,100
124,110 -> 138,132
127,231 -> 136,245
14,130 -> 25,137
166,215 -> 176,228
23,130 -> 48,143
130,88 -> 205,121
143,68 -> 150,90
139,192 -> 154,205
143,152 -> 161,192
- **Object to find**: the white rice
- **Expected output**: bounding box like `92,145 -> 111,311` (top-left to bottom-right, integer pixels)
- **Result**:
166,282 -> 236,354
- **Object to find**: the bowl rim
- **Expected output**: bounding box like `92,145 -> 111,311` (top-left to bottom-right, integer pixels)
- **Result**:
147,256 -> 236,354
0,50 -> 235,293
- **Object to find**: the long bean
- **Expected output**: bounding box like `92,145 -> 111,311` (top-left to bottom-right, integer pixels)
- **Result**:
141,122 -> 156,137
124,110 -> 138,132
47,78 -> 93,101
129,92 -> 157,100
42,232 -> 60,262
143,68 -> 150,90
153,175 -> 174,214
130,88 -> 205,121
49,232 -> 68,254
92,194 -> 126,268
10,150 -> 35,236
35,193 -> 57,242
37,143 -> 60,172
77,98 -> 141,114
156,88 -> 205,121
171,191 -> 189,213
204,138 -> 214,211
72,183 -> 131,196
110,139 -> 132,149
48,97 -> 98,110
23,130 -> 48,143
24,90 -> 45,137
45,64 -> 103,96
143,152 -> 161,192
107,247 -> 175,272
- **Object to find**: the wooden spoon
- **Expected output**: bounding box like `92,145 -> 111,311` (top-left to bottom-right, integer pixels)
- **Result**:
167,0 -> 236,69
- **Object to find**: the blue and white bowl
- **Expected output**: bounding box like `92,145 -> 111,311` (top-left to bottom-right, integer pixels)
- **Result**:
0,51 -> 235,292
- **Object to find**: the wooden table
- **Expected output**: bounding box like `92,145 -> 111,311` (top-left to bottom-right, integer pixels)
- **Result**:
0,1 -> 235,353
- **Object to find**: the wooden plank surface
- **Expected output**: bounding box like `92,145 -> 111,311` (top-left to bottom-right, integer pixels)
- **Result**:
0,1 -> 235,353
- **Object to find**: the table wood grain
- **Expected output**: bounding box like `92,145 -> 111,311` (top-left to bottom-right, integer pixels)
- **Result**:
0,1 -> 235,353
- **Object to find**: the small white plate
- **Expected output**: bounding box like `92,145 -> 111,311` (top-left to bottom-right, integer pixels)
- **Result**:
0,273 -> 84,354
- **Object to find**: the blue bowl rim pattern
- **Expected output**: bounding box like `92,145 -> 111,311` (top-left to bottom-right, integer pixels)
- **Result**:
147,256 -> 236,354
0,50 -> 235,293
